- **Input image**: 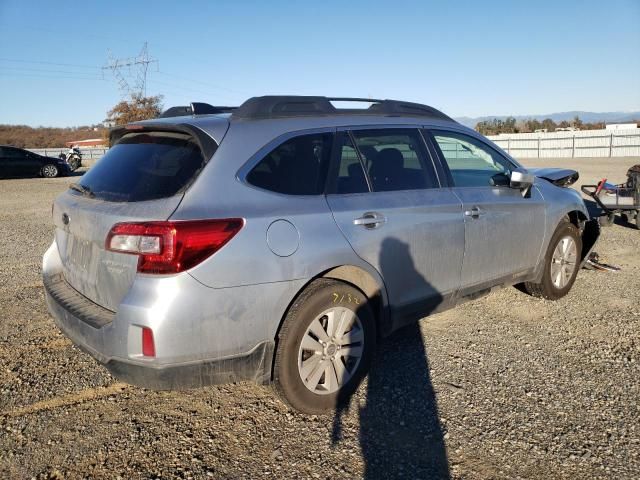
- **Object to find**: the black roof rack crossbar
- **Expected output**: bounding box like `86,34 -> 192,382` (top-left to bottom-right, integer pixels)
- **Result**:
230,96 -> 454,121
158,102 -> 237,118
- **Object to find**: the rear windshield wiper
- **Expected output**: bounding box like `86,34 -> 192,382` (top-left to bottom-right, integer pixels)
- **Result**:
69,183 -> 95,198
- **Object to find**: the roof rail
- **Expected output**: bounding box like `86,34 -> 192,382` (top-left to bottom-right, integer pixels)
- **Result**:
230,96 -> 454,121
158,102 -> 237,118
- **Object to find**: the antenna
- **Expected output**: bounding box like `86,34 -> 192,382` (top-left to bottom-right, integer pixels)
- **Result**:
102,42 -> 158,97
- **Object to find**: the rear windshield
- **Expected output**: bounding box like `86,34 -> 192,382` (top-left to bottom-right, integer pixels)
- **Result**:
76,132 -> 207,202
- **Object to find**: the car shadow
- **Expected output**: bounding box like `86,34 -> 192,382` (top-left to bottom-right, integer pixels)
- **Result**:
332,237 -> 450,479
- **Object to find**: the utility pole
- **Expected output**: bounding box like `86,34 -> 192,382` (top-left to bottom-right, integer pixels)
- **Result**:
102,42 -> 158,97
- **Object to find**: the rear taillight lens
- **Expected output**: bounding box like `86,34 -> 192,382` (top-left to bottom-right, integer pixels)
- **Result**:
106,219 -> 243,274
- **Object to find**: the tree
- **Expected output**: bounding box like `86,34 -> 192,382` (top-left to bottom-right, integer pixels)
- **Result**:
0,124 -> 107,148
105,94 -> 163,127
525,119 -> 542,132
571,115 -> 583,130
503,116 -> 518,133
541,118 -> 556,132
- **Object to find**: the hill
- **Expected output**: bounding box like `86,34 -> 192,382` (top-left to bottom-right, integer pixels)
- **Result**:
455,111 -> 640,128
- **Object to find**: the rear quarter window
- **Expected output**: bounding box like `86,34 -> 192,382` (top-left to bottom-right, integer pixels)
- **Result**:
76,132 -> 208,202
246,133 -> 332,195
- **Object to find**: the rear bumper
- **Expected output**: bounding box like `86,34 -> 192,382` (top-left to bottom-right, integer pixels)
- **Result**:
105,341 -> 273,389
43,272 -> 275,388
42,241 -> 303,390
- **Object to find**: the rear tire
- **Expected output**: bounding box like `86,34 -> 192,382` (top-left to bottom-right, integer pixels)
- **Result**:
273,279 -> 376,414
635,211 -> 640,230
41,164 -> 59,178
522,220 -> 582,300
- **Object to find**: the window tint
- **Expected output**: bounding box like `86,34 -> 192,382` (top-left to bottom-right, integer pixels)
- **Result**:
77,132 -> 207,202
247,133 -> 331,195
351,129 -> 437,192
431,130 -> 514,187
334,133 -> 369,194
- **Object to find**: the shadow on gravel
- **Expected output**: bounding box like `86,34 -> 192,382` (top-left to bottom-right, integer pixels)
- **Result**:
332,238 -> 450,479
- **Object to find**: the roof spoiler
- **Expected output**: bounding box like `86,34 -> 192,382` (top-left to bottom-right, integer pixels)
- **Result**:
109,123 -> 219,160
158,102 -> 237,118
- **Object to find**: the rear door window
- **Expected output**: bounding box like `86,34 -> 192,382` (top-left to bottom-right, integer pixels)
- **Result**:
246,133 -> 332,195
350,129 -> 438,192
76,132 -> 208,202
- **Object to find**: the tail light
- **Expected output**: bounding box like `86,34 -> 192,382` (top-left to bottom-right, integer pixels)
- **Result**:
106,219 -> 243,274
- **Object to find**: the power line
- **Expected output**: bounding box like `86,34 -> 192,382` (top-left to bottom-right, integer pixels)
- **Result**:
0,57 -> 101,69
0,66 -> 104,78
146,80 -> 240,105
156,71 -> 250,96
0,56 -> 249,97
0,72 -> 108,81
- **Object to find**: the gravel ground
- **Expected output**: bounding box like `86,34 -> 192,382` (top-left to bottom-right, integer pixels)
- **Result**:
0,158 -> 639,479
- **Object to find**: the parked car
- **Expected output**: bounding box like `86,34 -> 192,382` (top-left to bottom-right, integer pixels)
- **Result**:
0,145 -> 75,178
43,96 -> 599,413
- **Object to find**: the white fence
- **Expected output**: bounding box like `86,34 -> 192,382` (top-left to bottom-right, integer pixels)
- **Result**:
27,147 -> 108,161
487,128 -> 640,158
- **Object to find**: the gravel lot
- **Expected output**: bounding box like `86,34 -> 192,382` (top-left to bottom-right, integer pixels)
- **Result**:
1,157 -> 639,479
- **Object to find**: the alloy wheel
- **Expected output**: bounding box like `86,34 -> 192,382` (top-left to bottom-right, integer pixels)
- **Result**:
550,236 -> 578,288
297,307 -> 364,395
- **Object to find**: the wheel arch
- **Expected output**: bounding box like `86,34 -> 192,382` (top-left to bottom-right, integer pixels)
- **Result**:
320,265 -> 390,335
270,263 -> 391,381
566,209 -> 588,228
565,209 -> 599,263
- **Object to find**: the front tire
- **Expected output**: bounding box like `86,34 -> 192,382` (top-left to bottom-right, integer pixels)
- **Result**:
273,279 -> 376,414
41,164 -> 59,178
522,220 -> 582,300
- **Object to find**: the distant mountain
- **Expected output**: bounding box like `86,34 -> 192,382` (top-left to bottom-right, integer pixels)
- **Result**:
454,111 -> 640,128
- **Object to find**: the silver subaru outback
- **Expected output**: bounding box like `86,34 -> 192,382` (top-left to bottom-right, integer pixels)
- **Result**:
43,96 -> 599,413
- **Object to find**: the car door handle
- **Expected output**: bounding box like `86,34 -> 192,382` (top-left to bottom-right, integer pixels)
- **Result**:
353,212 -> 387,228
464,206 -> 484,219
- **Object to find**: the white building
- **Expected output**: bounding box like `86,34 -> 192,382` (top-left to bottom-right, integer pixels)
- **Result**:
605,123 -> 638,130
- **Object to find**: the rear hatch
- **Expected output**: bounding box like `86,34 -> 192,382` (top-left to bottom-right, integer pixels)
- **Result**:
53,124 -> 221,311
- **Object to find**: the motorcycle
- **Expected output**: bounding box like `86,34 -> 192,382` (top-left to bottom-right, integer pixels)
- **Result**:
58,148 -> 83,171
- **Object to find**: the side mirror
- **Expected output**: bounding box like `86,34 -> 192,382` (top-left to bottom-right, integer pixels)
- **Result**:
510,168 -> 535,197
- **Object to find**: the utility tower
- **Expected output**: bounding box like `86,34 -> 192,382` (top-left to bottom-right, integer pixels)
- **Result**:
102,42 -> 158,97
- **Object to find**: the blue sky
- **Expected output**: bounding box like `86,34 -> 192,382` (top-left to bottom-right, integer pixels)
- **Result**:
1,0 -> 639,127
